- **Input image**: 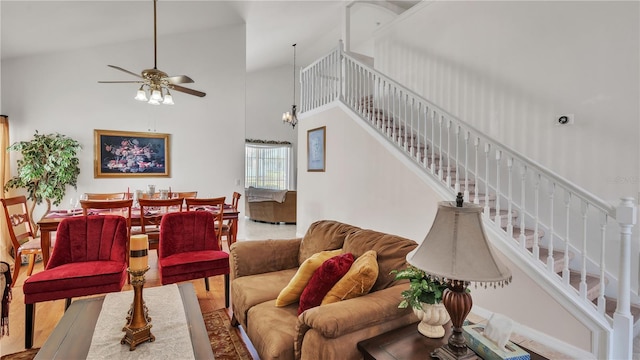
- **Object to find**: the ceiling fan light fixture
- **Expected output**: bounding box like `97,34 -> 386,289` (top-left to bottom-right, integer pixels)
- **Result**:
135,86 -> 148,102
162,90 -> 174,105
148,98 -> 161,106
150,88 -> 163,102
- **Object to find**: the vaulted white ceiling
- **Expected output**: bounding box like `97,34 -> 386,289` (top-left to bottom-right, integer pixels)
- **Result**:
1,0 -> 419,72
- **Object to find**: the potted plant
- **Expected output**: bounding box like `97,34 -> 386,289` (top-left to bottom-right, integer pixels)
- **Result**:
392,265 -> 451,338
4,131 -> 81,233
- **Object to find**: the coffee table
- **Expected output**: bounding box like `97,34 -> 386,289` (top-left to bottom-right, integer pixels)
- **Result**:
34,283 -> 213,359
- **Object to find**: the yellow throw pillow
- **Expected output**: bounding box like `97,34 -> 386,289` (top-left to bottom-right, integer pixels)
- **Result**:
275,249 -> 343,307
321,250 -> 379,305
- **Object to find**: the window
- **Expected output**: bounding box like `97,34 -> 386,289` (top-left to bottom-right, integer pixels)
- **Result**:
245,141 -> 294,190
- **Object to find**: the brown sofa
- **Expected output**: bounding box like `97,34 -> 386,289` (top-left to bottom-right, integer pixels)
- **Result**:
229,220 -> 419,360
245,190 -> 296,224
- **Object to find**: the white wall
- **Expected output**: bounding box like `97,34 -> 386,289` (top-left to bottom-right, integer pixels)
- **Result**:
297,104 -> 593,352
2,25 -> 246,218
374,1 -> 640,205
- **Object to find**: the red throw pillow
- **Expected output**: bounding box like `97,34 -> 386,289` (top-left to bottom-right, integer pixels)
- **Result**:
298,253 -> 355,315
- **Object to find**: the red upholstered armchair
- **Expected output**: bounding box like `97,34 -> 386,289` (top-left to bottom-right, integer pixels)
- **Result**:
22,215 -> 129,349
158,211 -> 230,307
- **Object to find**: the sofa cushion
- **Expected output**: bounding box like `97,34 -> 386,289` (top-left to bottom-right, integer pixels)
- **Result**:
276,249 -> 343,307
298,221 -> 361,264
343,229 -> 417,292
247,300 -> 299,360
232,268 -> 298,328
298,253 -> 354,314
322,250 -> 378,305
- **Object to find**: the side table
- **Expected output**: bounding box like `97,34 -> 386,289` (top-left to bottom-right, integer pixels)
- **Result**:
357,322 -> 548,360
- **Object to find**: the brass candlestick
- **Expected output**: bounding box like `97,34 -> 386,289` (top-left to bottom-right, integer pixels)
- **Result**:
121,267 -> 155,351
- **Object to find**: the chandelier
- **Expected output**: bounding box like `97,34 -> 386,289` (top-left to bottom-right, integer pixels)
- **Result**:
282,44 -> 298,128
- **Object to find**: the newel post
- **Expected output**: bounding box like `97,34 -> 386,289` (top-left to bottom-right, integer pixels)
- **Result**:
612,197 -> 637,359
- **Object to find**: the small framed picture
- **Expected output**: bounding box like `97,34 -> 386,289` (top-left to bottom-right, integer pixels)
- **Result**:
307,126 -> 326,172
94,129 -> 170,178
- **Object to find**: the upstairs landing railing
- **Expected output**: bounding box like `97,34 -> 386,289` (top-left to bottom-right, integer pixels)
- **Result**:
300,41 -> 637,359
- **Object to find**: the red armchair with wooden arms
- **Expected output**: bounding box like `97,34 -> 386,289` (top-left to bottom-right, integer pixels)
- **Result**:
22,215 -> 129,349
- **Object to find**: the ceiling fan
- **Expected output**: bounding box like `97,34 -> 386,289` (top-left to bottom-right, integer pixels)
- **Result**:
98,0 -> 206,105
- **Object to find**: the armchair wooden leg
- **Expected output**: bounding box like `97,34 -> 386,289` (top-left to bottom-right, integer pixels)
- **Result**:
224,273 -> 230,308
65,298 -> 72,310
204,277 -> 210,291
25,303 -> 35,349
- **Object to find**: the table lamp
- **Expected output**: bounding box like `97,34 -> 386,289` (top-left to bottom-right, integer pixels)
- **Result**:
406,193 -> 512,360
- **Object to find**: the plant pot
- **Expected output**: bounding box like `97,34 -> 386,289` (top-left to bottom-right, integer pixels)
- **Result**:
412,302 -> 450,338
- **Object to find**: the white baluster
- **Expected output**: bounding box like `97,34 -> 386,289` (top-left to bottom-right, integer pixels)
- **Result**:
416,101 -> 422,162
519,164 -> 527,248
431,111 -> 437,175
579,201 -> 589,300
464,131 -> 470,202
529,173 -> 538,260
473,137 -> 479,204
597,212 -> 607,315
562,191 -> 572,285
506,157 -> 513,238
454,124 -> 460,194
446,118 -> 452,188
438,115 -> 444,181
484,143 -> 490,217
546,182 -> 556,272
494,149 -> 502,226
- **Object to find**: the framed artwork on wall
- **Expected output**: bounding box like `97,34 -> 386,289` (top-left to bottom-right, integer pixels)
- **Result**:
307,126 -> 326,172
94,129 -> 170,178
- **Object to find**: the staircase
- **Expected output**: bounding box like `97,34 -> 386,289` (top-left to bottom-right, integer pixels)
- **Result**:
299,41 -> 638,359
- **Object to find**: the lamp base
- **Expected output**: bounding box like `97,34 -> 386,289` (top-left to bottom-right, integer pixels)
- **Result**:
431,345 -> 478,360
121,323 -> 155,351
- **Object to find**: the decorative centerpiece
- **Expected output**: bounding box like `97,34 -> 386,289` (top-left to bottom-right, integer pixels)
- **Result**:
121,234 -> 155,350
392,265 -> 450,338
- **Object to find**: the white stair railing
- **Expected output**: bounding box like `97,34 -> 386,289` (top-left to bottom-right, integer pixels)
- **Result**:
300,41 -> 637,359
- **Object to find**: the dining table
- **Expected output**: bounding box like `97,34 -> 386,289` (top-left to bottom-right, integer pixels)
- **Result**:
37,204 -> 239,267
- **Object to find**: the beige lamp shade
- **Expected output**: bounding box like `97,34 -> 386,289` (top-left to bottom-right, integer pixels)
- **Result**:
407,200 -> 512,286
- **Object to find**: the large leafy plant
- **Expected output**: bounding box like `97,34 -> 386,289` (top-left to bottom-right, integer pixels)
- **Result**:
4,131 -> 81,231
392,265 -> 448,309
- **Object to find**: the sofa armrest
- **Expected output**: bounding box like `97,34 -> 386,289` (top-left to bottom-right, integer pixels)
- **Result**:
296,284 -> 414,339
230,238 -> 302,278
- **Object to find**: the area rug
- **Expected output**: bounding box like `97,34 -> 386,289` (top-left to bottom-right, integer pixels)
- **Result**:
0,309 -> 251,360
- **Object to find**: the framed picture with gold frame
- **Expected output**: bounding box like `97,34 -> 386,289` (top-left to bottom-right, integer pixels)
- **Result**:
94,129 -> 170,178
307,126 -> 326,172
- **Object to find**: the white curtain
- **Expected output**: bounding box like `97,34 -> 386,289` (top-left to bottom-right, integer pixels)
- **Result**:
0,115 -> 12,267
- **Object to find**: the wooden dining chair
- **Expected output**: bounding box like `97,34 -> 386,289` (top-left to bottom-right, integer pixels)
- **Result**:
84,192 -> 127,200
170,191 -> 198,199
185,197 -> 225,249
79,199 -> 133,236
137,198 -> 184,252
220,192 -> 241,246
1,196 -> 47,288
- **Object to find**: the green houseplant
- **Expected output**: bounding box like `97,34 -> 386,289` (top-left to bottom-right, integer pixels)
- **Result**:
392,265 -> 448,309
4,131 -> 81,232
392,265 -> 451,338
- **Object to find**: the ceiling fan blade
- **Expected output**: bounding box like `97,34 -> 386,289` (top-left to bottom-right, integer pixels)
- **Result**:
169,84 -> 206,97
165,75 -> 194,84
107,65 -> 143,79
98,81 -> 145,84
